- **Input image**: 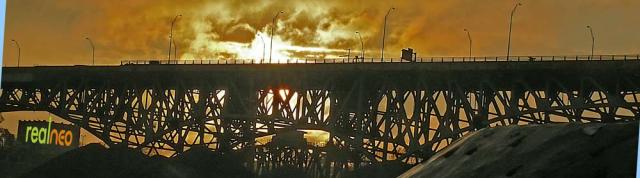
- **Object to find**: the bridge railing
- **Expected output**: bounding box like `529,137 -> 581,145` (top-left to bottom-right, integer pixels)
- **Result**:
120,54 -> 640,65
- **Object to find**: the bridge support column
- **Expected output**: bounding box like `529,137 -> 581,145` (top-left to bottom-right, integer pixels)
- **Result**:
472,89 -> 492,129
220,85 -> 257,163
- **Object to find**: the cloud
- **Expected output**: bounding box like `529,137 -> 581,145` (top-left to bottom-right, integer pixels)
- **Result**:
3,0 -> 640,66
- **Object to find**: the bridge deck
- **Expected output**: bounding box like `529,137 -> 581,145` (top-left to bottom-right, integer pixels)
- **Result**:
3,58 -> 640,90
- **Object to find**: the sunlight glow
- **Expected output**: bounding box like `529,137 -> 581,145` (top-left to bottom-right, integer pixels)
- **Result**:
183,29 -> 347,63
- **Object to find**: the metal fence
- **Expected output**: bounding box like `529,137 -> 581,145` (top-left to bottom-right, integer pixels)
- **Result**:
120,54 -> 640,65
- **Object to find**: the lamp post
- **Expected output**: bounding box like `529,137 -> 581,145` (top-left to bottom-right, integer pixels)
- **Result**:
270,11 -> 284,63
172,39 -> 178,61
506,3 -> 522,60
464,29 -> 472,58
356,31 -> 364,62
10,39 -> 20,67
168,14 -> 182,62
258,34 -> 266,63
85,37 -> 95,65
381,7 -> 395,61
587,25 -> 595,59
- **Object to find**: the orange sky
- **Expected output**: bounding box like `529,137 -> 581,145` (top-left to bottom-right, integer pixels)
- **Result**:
1,0 -> 639,66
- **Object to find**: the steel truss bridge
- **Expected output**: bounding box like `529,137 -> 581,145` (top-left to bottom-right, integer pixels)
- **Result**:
2,55 -> 640,176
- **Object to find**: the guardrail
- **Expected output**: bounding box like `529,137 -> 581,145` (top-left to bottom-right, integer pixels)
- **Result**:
120,54 -> 640,65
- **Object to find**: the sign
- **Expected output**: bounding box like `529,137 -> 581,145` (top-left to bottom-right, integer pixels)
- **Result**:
17,116 -> 80,147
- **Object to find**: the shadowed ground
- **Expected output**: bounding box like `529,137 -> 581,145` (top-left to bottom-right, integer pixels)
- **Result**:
399,121 -> 638,178
20,144 -> 253,178
8,121 -> 638,178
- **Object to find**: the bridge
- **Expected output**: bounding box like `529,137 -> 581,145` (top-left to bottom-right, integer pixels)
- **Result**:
2,55 -> 640,176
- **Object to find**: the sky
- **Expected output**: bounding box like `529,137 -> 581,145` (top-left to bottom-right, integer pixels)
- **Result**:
1,0 -> 639,66
0,0 -> 640,146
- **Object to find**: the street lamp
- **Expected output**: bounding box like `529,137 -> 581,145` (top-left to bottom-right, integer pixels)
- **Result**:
506,3 -> 522,60
464,29 -> 472,58
173,39 -> 178,61
258,34 -> 266,63
85,37 -> 95,65
356,31 -> 364,62
270,11 -> 284,63
168,14 -> 182,62
381,7 -> 395,61
586,25 -> 595,59
10,39 -> 20,67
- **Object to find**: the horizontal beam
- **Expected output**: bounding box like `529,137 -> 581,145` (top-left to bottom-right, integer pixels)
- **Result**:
3,60 -> 640,90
